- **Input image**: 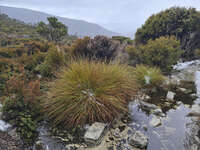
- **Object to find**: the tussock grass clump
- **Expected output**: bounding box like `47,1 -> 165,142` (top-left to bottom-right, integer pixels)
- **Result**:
44,60 -> 138,128
133,65 -> 165,88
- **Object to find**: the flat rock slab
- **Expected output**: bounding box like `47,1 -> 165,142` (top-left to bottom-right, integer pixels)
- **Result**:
84,122 -> 107,144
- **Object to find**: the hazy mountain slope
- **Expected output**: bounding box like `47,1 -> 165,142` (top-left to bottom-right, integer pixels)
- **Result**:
0,5 -> 119,37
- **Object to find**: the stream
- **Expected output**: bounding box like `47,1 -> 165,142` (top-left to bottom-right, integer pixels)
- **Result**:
0,60 -> 200,150
129,60 -> 200,150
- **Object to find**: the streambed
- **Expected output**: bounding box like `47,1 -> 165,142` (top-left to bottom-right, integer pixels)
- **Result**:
129,60 -> 200,150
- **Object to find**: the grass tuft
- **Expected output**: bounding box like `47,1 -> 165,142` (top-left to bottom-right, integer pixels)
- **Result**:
44,59 -> 138,128
133,65 -> 165,88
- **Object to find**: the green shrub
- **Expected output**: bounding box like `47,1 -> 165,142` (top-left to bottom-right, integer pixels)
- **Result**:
36,48 -> 65,77
127,36 -> 182,73
2,73 -> 42,145
2,97 -> 38,145
21,53 -> 46,71
135,7 -> 200,59
133,65 -> 165,88
44,60 -> 138,128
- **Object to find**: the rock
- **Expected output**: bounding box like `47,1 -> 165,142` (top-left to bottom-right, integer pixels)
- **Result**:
152,108 -> 165,117
84,122 -> 107,145
37,74 -> 42,79
190,93 -> 198,98
0,120 -> 11,131
176,101 -> 182,106
8,128 -> 21,142
187,104 -> 200,118
194,135 -> 200,144
178,87 -> 187,92
164,102 -> 171,107
66,144 -> 83,150
191,104 -> 200,113
0,130 -> 21,150
166,91 -> 176,100
149,116 -> 161,127
178,87 -> 193,94
129,131 -> 148,149
113,128 -> 121,138
35,140 -> 46,150
139,101 -> 158,111
143,125 -> 148,131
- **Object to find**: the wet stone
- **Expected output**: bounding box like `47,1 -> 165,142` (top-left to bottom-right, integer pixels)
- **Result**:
129,131 -> 148,149
149,116 -> 161,127
108,146 -> 114,150
166,91 -> 176,100
139,101 -> 158,111
84,122 -> 107,145
35,140 -> 46,150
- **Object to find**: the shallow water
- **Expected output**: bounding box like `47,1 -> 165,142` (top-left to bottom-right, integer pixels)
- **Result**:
130,60 -> 200,150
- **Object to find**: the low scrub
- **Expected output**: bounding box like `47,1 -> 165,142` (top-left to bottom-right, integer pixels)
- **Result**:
2,72 -> 41,145
36,48 -> 65,77
44,60 -> 138,128
133,65 -> 165,88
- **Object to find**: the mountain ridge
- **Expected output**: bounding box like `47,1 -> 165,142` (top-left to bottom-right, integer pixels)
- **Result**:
0,5 -> 120,37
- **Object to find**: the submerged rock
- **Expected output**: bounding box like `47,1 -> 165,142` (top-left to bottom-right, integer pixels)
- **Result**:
129,131 -> 148,149
84,122 -> 107,145
149,116 -> 162,127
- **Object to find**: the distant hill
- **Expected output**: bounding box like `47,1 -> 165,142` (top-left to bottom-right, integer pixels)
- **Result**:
0,5 -> 120,37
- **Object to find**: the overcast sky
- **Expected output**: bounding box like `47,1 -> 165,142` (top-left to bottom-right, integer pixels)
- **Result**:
0,0 -> 200,33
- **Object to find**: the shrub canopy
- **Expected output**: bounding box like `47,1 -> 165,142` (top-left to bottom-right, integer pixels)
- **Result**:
135,7 -> 200,59
127,36 -> 182,73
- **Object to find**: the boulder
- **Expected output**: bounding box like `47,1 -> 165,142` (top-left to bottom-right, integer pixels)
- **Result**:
129,131 -> 148,149
84,122 -> 107,145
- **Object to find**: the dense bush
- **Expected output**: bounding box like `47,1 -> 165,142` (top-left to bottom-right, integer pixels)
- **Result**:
44,60 -> 138,128
69,36 -> 91,56
70,36 -> 122,60
133,65 -> 164,88
127,36 -> 182,73
36,48 -> 65,77
135,7 -> 200,59
2,72 -> 41,145
112,36 -> 133,44
2,97 -> 38,145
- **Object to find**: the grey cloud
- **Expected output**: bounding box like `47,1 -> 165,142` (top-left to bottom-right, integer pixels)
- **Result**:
0,0 -> 200,33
